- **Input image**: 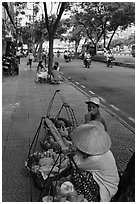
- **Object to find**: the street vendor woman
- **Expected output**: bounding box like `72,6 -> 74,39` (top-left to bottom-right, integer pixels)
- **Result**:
70,121 -> 119,202
85,97 -> 107,131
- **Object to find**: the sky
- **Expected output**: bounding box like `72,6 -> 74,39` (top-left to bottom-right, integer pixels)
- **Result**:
20,2 -> 69,26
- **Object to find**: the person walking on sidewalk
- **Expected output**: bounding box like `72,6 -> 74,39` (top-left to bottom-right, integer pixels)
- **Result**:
16,49 -> 21,64
84,97 -> 107,131
28,50 -> 34,69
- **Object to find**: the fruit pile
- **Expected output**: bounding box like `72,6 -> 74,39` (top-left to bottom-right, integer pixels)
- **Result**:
42,179 -> 88,202
25,150 -> 68,180
40,135 -> 61,152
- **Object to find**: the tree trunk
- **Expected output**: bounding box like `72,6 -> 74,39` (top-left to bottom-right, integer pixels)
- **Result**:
103,28 -> 106,49
43,2 -> 66,82
34,43 -> 39,61
37,41 -> 43,62
48,35 -> 54,81
106,27 -> 118,50
75,40 -> 80,54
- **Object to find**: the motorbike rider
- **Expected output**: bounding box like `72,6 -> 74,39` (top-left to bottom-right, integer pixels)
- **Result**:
105,50 -> 114,68
57,50 -> 60,57
84,51 -> 91,68
64,50 -> 69,62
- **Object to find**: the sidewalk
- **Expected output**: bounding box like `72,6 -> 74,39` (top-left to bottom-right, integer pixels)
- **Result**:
2,58 -> 135,202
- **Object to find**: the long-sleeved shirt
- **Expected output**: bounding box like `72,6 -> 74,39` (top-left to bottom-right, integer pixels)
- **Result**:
73,150 -> 119,202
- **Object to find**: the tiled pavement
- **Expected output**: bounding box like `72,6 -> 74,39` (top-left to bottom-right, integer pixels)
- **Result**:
2,58 -> 135,202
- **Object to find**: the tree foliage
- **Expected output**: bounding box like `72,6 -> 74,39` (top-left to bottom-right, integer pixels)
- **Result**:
68,2 -> 135,52
110,32 -> 135,48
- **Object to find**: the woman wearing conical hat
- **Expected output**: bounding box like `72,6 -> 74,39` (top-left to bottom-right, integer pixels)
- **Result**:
71,121 -> 119,202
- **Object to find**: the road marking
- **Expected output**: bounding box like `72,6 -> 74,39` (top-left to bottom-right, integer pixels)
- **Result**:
75,82 -> 79,85
128,117 -> 135,123
89,90 -> 95,94
110,104 -> 120,111
99,97 -> 106,102
81,85 -> 85,88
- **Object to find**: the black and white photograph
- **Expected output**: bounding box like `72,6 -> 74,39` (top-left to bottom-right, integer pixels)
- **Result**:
2,2 -> 135,202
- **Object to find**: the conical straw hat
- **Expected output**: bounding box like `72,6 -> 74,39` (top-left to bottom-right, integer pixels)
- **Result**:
71,123 -> 111,155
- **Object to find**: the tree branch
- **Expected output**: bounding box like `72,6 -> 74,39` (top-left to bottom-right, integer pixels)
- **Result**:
2,2 -> 16,30
107,26 -> 118,49
43,2 -> 50,32
52,2 -> 66,34
56,3 -> 61,16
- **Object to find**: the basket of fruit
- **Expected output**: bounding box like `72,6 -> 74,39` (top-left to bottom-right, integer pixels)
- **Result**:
27,90 -> 78,157
25,90 -> 78,191
41,177 -> 88,202
25,149 -> 69,189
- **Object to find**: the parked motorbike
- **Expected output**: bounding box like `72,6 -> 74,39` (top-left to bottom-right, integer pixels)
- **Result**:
2,56 -> 10,75
2,54 -> 19,76
84,58 -> 91,68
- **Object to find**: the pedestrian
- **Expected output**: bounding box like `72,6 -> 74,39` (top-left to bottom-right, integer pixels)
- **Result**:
71,50 -> 75,59
64,50 -> 68,62
53,61 -> 60,71
42,50 -> 47,67
28,50 -> 34,69
68,50 -> 71,61
84,97 -> 107,131
70,122 -> 119,202
57,50 -> 60,57
16,49 -> 21,64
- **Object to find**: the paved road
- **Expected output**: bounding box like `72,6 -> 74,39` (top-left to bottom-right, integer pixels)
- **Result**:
56,57 -> 135,127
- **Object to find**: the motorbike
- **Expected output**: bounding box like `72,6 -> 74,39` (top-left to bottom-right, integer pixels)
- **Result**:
57,52 -> 60,57
2,56 -> 10,75
84,57 -> 91,68
64,55 -> 71,62
107,56 -> 115,68
2,54 -> 19,76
